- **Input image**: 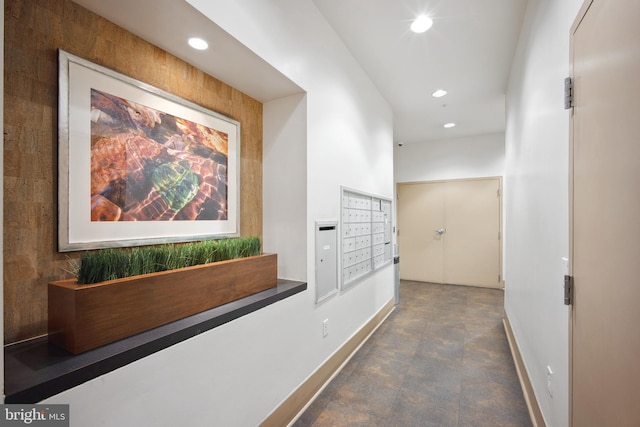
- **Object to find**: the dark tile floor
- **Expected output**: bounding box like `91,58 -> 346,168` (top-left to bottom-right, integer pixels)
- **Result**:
294,280 -> 532,427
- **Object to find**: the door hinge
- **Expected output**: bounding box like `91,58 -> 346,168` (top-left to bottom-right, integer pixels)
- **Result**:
564,77 -> 574,109
564,275 -> 574,305
498,231 -> 501,240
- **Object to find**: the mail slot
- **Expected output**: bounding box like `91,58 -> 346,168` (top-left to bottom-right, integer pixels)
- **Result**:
315,221 -> 338,303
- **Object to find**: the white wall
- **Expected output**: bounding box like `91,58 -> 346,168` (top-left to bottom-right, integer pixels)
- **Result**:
394,132 -> 504,183
43,1 -> 395,425
263,93 -> 308,281
504,0 -> 582,426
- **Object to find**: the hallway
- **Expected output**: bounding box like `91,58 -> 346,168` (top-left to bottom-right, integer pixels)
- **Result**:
294,281 -> 531,426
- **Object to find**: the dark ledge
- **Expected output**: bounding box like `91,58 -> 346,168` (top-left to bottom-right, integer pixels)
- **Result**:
4,279 -> 306,403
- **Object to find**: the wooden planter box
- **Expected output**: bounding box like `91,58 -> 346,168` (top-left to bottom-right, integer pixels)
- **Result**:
48,253 -> 277,354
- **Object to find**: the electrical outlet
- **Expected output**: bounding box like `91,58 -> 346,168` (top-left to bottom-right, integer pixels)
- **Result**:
322,319 -> 329,337
547,365 -> 553,397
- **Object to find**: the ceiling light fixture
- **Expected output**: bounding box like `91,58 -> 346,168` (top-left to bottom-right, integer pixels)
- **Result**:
432,89 -> 447,98
410,15 -> 433,33
443,122 -> 456,128
188,37 -> 209,50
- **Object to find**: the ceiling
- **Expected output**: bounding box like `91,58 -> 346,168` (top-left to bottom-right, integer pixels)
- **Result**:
74,0 -> 527,145
314,0 -> 528,144
72,0 -> 304,103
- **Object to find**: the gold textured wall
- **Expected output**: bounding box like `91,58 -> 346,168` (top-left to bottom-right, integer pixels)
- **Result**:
3,0 -> 263,343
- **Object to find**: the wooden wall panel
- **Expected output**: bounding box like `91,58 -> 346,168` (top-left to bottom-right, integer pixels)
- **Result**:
3,0 -> 263,343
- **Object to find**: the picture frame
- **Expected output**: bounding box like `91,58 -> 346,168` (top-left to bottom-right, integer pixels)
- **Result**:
58,50 -> 240,252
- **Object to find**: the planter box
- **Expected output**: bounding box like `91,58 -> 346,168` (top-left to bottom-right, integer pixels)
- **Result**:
48,253 -> 277,354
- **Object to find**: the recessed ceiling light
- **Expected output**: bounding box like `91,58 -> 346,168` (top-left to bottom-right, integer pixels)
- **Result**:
188,37 -> 209,50
444,122 -> 456,128
411,15 -> 433,33
432,89 -> 447,98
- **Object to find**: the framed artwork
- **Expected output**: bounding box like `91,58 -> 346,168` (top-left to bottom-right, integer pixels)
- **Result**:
58,50 -> 240,251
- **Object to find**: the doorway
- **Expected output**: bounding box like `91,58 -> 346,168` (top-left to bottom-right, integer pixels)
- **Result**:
397,177 -> 502,288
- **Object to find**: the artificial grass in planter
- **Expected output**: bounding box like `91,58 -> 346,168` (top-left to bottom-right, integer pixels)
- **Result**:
50,238 -> 276,353
76,236 -> 262,284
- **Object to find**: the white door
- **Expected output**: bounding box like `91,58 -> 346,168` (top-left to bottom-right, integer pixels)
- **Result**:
571,0 -> 640,425
397,178 -> 501,288
397,182 -> 444,283
445,179 -> 501,288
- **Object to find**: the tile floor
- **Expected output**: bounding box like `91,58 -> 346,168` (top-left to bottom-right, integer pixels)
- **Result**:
294,280 -> 532,427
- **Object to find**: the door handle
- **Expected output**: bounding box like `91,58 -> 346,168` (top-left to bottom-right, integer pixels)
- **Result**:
435,228 -> 446,235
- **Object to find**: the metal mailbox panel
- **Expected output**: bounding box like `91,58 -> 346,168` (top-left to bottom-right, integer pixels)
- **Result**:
315,221 -> 338,303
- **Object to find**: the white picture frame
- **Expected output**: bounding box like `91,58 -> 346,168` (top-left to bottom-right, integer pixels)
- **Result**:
58,50 -> 240,251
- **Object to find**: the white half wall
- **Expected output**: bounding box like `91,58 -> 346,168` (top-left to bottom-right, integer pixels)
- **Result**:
504,0 -> 582,426
394,132 -> 505,183
43,1 -> 395,425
